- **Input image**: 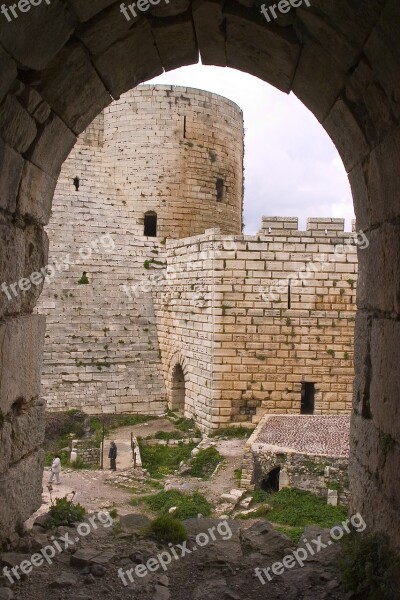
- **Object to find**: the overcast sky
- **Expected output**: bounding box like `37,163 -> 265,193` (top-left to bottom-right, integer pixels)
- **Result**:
148,64 -> 354,235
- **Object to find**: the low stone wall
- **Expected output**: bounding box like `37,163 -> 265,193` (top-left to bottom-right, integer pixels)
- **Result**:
72,439 -> 101,466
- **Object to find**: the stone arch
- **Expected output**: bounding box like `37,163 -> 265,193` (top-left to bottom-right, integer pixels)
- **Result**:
167,351 -> 190,413
0,0 -> 399,549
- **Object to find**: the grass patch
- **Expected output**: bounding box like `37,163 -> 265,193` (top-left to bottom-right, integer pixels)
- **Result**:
153,430 -> 185,441
258,488 -> 347,529
234,468 -> 242,482
273,525 -> 304,545
339,532 -> 400,599
144,490 -> 212,520
209,426 -> 253,439
147,515 -> 187,543
172,416 -> 201,437
138,442 -> 195,478
187,447 -> 222,478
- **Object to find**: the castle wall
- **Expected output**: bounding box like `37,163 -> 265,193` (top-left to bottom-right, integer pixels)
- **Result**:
154,218 -> 359,431
36,85 -> 243,414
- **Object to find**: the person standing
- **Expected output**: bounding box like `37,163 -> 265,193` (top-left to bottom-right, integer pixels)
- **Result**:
109,441 -> 117,471
49,454 -> 62,485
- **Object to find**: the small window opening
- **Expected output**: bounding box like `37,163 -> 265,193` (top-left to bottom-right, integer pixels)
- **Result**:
261,467 -> 281,492
216,178 -> 225,202
73,176 -> 80,191
144,212 -> 157,237
301,382 -> 315,415
288,278 -> 291,309
183,115 -> 187,139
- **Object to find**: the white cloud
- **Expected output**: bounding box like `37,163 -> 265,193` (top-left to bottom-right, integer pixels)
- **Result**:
147,64 -> 354,234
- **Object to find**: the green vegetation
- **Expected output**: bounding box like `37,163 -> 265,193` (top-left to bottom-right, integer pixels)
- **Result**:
187,447 -> 222,478
144,258 -> 166,269
245,488 -> 347,541
327,349 -> 336,357
144,490 -> 212,520
109,507 -> 118,519
339,533 -> 400,600
168,415 -> 201,437
46,497 -> 86,528
209,426 -> 253,439
78,272 -> 89,284
256,355 -> 266,361
234,468 -> 242,483
257,488 -> 347,529
138,442 -> 195,478
147,516 -> 187,543
153,430 -> 184,441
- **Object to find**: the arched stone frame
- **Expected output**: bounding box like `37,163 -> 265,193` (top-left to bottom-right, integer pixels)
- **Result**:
167,350 -> 190,415
0,0 -> 398,549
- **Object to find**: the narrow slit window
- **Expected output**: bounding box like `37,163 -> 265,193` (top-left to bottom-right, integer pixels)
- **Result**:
73,176 -> 80,191
288,279 -> 291,309
183,115 -> 187,139
216,178 -> 225,202
301,382 -> 315,415
144,212 -> 157,237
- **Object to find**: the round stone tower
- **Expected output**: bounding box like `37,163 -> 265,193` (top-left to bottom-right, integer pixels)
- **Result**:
36,85 -> 244,415
102,85 -> 244,238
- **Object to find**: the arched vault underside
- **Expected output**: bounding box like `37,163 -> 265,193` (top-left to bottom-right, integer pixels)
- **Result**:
0,0 -> 399,547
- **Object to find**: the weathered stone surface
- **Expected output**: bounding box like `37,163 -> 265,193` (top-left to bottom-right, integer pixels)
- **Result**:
0,315 -> 46,416
50,571 -> 78,588
0,0 -> 76,70
323,98 -> 370,173
17,162 -> 57,225
0,47 -> 17,104
69,0 -> 116,22
0,95 -> 37,153
26,113 -> 76,177
192,0 -> 226,66
34,43 -> 112,134
151,14 -> 198,72
93,21 -> 163,98
0,140 -> 24,213
292,38 -> 346,123
75,4 -> 136,56
0,214 -> 49,319
225,6 -> 300,93
0,449 -> 44,542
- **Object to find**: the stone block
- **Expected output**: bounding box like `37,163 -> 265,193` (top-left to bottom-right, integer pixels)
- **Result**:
17,161 -> 57,225
0,315 -> 46,417
0,95 -> 37,153
0,140 -> 24,213
0,449 -> 44,542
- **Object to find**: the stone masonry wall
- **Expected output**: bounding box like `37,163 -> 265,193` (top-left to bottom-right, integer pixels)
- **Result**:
154,218 -> 359,431
36,86 -> 243,414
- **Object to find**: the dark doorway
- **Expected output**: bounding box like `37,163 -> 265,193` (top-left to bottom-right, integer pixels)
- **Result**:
171,364 -> 185,412
144,211 -> 157,237
301,382 -> 315,414
261,467 -> 281,493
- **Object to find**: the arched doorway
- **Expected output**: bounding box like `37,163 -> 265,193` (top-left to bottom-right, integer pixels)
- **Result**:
171,364 -> 185,412
261,467 -> 281,493
0,0 -> 399,549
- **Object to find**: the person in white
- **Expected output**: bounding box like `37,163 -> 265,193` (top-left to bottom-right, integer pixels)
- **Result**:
49,454 -> 62,485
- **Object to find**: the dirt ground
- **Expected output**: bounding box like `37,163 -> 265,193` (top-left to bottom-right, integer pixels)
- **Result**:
30,420 -> 246,524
